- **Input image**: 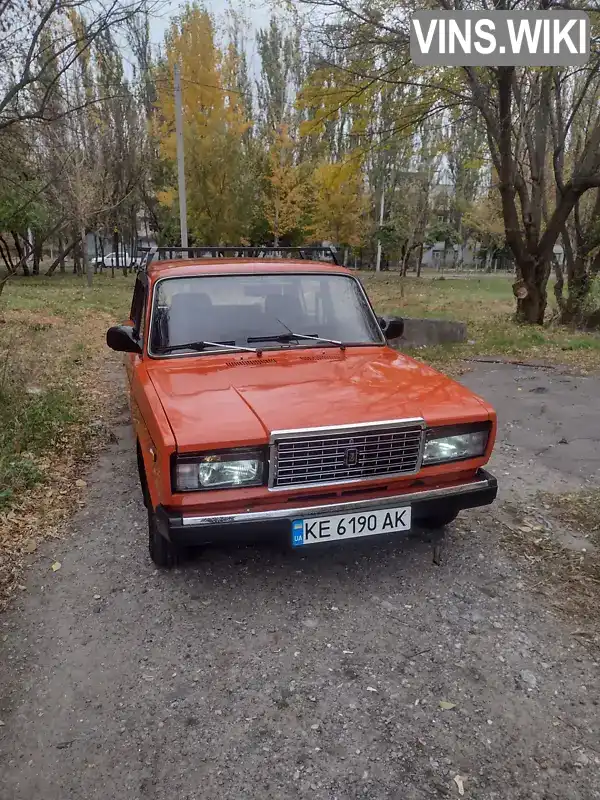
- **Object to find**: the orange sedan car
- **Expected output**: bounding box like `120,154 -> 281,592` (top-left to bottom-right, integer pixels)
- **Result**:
107,247 -> 497,568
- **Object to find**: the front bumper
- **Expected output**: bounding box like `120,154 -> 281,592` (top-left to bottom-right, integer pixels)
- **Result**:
155,468 -> 497,548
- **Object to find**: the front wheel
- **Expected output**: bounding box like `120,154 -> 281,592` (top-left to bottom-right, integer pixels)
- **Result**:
148,509 -> 180,568
418,509 -> 459,529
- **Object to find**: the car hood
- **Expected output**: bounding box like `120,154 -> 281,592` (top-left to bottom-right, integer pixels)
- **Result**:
146,347 -> 493,452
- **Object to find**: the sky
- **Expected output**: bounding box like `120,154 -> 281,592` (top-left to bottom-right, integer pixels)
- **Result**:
148,0 -> 274,46
146,0 -> 276,86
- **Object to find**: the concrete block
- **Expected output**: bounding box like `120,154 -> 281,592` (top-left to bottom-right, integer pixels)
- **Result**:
390,317 -> 467,348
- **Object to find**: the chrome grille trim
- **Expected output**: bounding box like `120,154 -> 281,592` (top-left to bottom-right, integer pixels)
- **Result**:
268,418 -> 426,490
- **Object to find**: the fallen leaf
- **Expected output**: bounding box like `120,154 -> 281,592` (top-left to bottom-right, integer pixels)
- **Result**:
439,700 -> 457,710
51,561 -> 61,572
75,479 -> 87,488
366,686 -> 378,693
454,774 -> 465,795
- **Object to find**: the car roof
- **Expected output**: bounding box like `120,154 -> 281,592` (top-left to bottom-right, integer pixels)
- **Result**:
146,258 -> 353,280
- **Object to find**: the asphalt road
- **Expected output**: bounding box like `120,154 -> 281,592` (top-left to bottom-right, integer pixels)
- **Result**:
1,363 -> 600,800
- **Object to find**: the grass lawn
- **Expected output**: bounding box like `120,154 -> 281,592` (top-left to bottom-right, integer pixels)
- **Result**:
0,273 -> 133,502
0,273 -> 133,607
361,272 -> 600,371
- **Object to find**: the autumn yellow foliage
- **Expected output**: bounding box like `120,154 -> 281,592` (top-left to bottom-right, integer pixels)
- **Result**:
154,4 -> 254,244
263,124 -> 309,244
307,155 -> 370,247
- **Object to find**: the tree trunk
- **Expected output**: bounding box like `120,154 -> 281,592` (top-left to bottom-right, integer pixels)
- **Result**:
11,232 -> 24,267
0,244 -> 35,300
46,240 -> 75,276
83,228 -> 92,288
515,256 -> 550,324
58,235 -> 65,273
485,249 -> 493,272
416,243 -> 424,278
553,259 -> 565,313
112,228 -> 119,278
560,257 -> 591,325
516,289 -> 546,324
12,233 -> 30,276
0,272 -> 10,302
73,237 -> 81,275
0,236 -> 12,272
32,234 -> 42,275
401,242 -> 412,277
94,235 -> 99,274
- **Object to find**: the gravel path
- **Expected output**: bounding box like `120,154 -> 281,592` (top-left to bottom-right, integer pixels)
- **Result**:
1,363 -> 600,800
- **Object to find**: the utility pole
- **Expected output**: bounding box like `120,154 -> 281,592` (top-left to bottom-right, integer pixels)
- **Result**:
174,62 -> 188,254
375,183 -> 385,272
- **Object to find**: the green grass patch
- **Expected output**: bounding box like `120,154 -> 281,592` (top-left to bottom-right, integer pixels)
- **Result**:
0,272 -> 131,511
562,337 -> 600,351
361,273 -> 600,370
0,383 -> 79,508
3,272 -> 134,319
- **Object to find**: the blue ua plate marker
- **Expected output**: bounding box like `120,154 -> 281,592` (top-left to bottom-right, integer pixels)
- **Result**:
292,519 -> 305,547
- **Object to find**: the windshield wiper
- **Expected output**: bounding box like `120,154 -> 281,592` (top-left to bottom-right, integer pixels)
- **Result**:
248,317 -> 346,350
159,340 -> 260,354
247,332 -> 345,349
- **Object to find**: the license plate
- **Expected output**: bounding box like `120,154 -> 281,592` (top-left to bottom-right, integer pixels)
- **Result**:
291,506 -> 411,547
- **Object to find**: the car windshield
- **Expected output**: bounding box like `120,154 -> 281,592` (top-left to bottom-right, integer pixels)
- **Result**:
149,273 -> 383,356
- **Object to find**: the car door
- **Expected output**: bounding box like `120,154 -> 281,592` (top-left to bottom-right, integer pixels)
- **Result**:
126,275 -> 165,503
125,276 -> 146,388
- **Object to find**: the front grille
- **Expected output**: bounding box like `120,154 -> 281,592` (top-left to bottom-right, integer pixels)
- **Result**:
270,422 -> 424,488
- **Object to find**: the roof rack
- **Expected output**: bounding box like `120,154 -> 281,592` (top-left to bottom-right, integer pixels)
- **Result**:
136,245 -> 339,270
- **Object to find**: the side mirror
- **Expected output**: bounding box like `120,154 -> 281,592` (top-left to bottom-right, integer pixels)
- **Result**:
379,316 -> 404,341
106,324 -> 142,354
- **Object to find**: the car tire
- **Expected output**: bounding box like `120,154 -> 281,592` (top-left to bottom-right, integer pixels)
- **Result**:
418,509 -> 459,529
148,509 -> 180,568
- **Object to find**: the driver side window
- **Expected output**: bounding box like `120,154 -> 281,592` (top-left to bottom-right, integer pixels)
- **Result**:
130,278 -> 146,340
